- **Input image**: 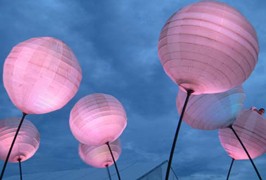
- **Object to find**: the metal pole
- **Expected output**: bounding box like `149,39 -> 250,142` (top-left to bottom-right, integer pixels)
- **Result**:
226,158 -> 234,180
165,89 -> 193,180
106,165 -> 112,180
0,112 -> 27,180
106,142 -> 121,180
229,126 -> 262,180
18,158 -> 23,180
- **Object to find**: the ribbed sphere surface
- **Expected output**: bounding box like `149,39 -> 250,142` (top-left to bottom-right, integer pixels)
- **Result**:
177,86 -> 245,130
70,93 -> 127,146
3,37 -> 82,114
219,110 -> 266,160
79,139 -> 121,168
0,118 -> 40,162
158,1 -> 259,94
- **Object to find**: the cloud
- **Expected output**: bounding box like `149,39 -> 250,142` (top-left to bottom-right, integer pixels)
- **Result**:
0,0 -> 266,179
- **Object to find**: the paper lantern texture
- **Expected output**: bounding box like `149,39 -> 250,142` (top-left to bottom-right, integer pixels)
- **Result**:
79,139 -> 121,168
176,86 -> 245,130
0,118 -> 40,162
3,37 -> 82,114
219,110 -> 266,160
158,1 -> 259,94
70,93 -> 127,146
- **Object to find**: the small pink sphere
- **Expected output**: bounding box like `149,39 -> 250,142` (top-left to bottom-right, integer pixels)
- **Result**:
3,37 -> 82,114
0,118 -> 40,163
219,110 -> 266,160
79,139 -> 121,168
69,93 -> 127,146
158,1 -> 259,94
177,86 -> 245,130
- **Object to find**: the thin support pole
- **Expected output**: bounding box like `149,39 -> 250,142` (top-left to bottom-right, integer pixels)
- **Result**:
106,165 -> 112,180
0,112 -> 27,180
226,158 -> 234,180
165,89 -> 193,180
18,158 -> 23,180
106,142 -> 121,180
229,126 -> 262,180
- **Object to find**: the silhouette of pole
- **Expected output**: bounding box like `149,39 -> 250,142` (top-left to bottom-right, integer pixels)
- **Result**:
165,89 -> 193,180
18,158 -> 23,180
106,165 -> 112,180
0,112 -> 27,180
229,125 -> 262,180
226,158 -> 234,180
106,142 -> 121,180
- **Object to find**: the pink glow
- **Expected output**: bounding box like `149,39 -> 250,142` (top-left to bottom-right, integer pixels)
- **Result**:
69,93 -> 127,146
219,110 -> 266,160
177,86 -> 245,130
158,1 -> 258,94
3,37 -> 82,114
0,118 -> 40,163
79,139 -> 121,168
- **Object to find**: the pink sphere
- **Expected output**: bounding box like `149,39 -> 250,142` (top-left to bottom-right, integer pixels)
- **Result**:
79,139 -> 121,168
158,1 -> 258,94
0,118 -> 40,163
177,86 -> 245,130
3,37 -> 82,114
69,93 -> 127,146
219,110 -> 266,160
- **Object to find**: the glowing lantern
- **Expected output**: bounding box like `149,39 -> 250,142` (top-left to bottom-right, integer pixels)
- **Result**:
79,139 -> 121,168
0,118 -> 40,162
3,37 -> 82,114
219,110 -> 266,160
158,1 -> 259,94
176,86 -> 245,130
69,93 -> 127,146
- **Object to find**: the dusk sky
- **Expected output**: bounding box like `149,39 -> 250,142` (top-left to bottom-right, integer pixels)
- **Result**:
0,0 -> 266,179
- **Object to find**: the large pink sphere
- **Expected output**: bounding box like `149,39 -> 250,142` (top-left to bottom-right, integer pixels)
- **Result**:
3,37 -> 82,114
69,93 -> 127,146
177,86 -> 245,130
219,110 -> 266,160
79,139 -> 121,168
158,1 -> 258,94
0,118 -> 40,163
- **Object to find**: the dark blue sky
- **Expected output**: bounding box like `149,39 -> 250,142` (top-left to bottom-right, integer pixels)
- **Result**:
0,0 -> 266,179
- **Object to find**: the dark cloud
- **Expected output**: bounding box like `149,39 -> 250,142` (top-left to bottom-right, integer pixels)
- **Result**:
0,0 -> 266,179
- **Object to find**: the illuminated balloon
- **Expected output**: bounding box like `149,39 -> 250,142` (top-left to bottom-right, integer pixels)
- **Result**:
3,37 -> 82,114
0,118 -> 40,162
79,139 -> 121,168
69,93 -> 127,146
219,110 -> 266,160
158,1 -> 258,94
177,86 -> 245,130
